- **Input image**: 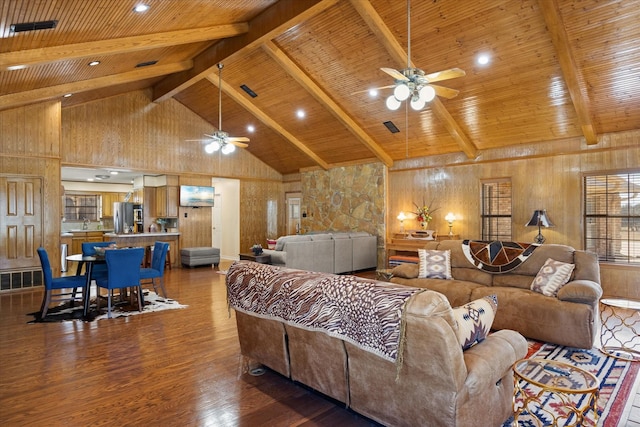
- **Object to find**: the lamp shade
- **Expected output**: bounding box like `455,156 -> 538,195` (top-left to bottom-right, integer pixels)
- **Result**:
526,210 -> 554,227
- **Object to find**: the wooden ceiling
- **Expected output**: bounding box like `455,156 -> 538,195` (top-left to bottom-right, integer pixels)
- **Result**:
2,0 -> 639,175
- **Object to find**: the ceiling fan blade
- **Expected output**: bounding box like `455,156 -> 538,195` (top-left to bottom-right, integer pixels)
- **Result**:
229,140 -> 249,148
425,68 -> 466,83
381,67 -> 409,81
431,84 -> 459,99
351,85 -> 395,95
226,136 -> 250,143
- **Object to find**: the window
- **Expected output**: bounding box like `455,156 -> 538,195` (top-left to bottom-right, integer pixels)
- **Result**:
584,172 -> 640,263
481,179 -> 512,241
64,194 -> 99,222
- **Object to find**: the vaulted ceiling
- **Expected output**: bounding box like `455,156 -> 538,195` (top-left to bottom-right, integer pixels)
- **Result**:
2,0 -> 639,175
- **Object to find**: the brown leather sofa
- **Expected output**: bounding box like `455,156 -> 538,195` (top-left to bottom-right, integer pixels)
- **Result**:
390,240 -> 602,349
227,261 -> 527,427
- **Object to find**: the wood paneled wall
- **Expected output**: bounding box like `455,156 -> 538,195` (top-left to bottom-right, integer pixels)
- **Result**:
0,101 -> 62,275
240,179 -> 283,253
388,129 -> 640,299
61,89 -> 281,181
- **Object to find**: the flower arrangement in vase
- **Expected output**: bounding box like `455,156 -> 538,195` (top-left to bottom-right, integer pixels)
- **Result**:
412,200 -> 439,230
251,244 -> 263,255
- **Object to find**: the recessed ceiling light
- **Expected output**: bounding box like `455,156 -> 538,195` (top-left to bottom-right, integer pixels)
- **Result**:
7,64 -> 27,71
477,54 -> 490,66
87,178 -> 94,182
296,109 -> 305,119
247,125 -> 255,133
62,93 -> 72,98
368,89 -> 379,97
88,61 -> 100,66
133,4 -> 150,13
110,171 -> 118,175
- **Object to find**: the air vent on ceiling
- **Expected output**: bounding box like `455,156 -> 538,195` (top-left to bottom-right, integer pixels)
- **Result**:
240,84 -> 258,98
135,60 -> 158,68
383,121 -> 400,133
10,20 -> 58,33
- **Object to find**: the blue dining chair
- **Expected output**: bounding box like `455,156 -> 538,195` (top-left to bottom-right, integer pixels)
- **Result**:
37,247 -> 88,319
140,241 -> 169,298
95,247 -> 145,318
81,241 -> 116,278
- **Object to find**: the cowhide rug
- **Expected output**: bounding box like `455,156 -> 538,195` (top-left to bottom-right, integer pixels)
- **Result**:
27,290 -> 187,323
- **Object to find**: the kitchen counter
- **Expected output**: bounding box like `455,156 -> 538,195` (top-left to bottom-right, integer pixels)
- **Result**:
103,232 -> 180,237
102,233 -> 181,267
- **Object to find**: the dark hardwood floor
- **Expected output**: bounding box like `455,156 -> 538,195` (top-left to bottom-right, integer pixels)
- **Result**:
0,261 -> 381,426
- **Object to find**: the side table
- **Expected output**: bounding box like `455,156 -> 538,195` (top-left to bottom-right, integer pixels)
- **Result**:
512,358 -> 599,426
599,298 -> 640,361
239,253 -> 272,264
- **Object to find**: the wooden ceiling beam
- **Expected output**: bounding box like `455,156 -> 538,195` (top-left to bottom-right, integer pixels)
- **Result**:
206,75 -> 330,170
262,40 -> 393,167
0,25 -> 248,70
0,61 -> 192,111
538,0 -> 598,145
350,0 -> 478,159
153,0 -> 338,102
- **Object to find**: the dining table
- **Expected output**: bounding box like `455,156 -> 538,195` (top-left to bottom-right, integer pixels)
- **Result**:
66,253 -> 105,317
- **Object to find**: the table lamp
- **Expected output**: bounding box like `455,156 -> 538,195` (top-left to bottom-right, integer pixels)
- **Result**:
526,209 -> 554,244
445,212 -> 455,236
397,211 -> 407,235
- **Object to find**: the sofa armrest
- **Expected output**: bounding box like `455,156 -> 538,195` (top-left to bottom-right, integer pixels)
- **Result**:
556,279 -> 602,304
462,330 -> 527,394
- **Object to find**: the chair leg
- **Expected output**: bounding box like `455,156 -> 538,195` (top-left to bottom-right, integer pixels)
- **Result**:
39,290 -> 52,318
136,285 -> 144,312
107,292 -> 113,319
156,277 -> 168,299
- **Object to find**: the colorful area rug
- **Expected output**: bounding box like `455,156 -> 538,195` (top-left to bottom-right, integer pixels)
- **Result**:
462,240 -> 539,273
503,340 -> 639,426
27,290 -> 187,323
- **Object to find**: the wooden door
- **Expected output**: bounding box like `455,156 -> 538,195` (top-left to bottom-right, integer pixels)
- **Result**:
0,177 -> 43,269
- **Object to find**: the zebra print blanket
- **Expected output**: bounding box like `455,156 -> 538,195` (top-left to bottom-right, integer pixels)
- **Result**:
226,261 -> 422,361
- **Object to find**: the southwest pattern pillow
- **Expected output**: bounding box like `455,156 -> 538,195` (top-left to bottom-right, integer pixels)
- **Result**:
452,295 -> 498,350
417,249 -> 452,279
531,258 -> 575,297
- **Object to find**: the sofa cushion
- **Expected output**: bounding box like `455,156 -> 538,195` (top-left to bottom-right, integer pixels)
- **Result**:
452,295 -> 498,350
418,249 -> 452,279
492,274 -> 534,290
451,267 -> 493,286
310,233 -> 333,241
530,258 -> 575,297
391,262 -> 419,279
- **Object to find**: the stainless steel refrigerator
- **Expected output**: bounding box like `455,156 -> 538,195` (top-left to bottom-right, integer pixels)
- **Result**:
113,202 -> 134,234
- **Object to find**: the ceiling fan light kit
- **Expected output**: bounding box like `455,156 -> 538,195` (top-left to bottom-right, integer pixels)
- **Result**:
193,63 -> 249,155
381,0 -> 464,111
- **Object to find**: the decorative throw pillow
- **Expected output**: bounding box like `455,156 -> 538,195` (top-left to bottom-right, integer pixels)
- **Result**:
531,258 -> 575,297
417,249 -> 452,279
452,295 -> 498,350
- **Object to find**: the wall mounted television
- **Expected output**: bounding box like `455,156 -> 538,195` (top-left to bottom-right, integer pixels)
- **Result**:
179,185 -> 214,207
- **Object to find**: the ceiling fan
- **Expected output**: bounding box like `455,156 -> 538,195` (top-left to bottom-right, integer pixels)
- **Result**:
363,0 -> 465,111
188,63 -> 249,155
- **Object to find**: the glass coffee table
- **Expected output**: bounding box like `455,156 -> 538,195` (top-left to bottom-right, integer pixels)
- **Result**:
599,298 -> 640,361
512,358 -> 599,426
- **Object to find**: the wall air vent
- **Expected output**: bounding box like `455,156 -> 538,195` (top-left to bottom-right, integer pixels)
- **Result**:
240,84 -> 258,98
10,20 -> 58,33
383,121 -> 400,133
135,60 -> 158,68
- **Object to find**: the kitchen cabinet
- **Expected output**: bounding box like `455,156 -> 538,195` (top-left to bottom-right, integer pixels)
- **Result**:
101,192 -> 126,218
155,186 -> 178,218
71,231 -> 105,255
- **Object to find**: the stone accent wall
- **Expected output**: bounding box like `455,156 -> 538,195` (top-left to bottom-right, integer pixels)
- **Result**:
301,163 -> 385,251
